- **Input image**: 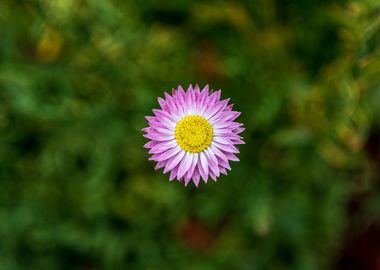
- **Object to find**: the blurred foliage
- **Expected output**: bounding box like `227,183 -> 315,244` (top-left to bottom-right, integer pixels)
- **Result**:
1,0 -> 380,269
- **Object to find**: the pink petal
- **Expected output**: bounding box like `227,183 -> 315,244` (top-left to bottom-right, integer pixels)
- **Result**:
230,137 -> 245,144
206,90 -> 221,107
209,169 -> 217,181
148,121 -> 172,130
164,150 -> 185,173
157,146 -> 182,162
143,141 -> 158,149
194,84 -> 201,96
157,97 -> 166,108
143,133 -> 173,141
204,99 -> 229,120
155,127 -> 174,135
145,116 -> 158,123
186,153 -> 198,180
218,157 -> 231,170
192,171 -> 201,186
153,109 -> 176,125
226,104 -> 234,111
225,152 -> 240,161
220,167 -> 227,175
169,166 -> 179,181
149,140 -> 177,154
214,121 -> 241,129
213,136 -> 233,145
234,127 -> 245,134
211,144 -> 228,163
155,161 -> 166,170
199,152 -> 209,176
177,152 -> 193,179
197,160 -> 208,182
214,141 -> 239,154
205,148 -> 220,177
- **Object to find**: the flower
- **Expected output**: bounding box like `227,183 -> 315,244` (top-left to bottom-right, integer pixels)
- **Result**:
143,85 -> 245,187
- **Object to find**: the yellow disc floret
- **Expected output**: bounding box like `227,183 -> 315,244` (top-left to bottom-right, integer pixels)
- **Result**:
175,115 -> 213,153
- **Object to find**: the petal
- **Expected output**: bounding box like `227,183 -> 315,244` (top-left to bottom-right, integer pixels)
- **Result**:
186,153 -> 198,180
230,137 -> 245,145
177,152 -> 193,179
213,136 -> 233,145
194,84 -> 201,96
209,170 -> 217,181
199,152 -> 209,181
155,161 -> 166,170
148,121 -> 172,130
143,133 -> 174,141
206,90 -> 221,107
157,145 -> 182,161
213,121 -> 241,130
184,174 -> 192,186
169,166 -> 179,181
220,167 -> 227,175
214,141 -> 239,154
226,104 -> 234,111
218,157 -> 231,170
197,86 -> 209,108
225,152 -> 240,161
213,128 -> 234,135
157,97 -> 166,108
141,127 -> 153,133
145,116 -> 158,123
210,111 -> 240,124
234,127 -> 245,134
164,150 -> 185,173
199,152 -> 209,176
211,143 -> 228,162
153,109 -> 176,126
197,161 -> 208,182
203,99 -> 229,120
192,171 -> 201,187
143,141 -> 158,149
155,127 -> 175,135
149,140 -> 177,154
205,148 -> 220,177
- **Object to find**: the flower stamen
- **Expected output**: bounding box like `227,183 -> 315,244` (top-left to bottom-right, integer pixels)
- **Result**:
175,115 -> 213,153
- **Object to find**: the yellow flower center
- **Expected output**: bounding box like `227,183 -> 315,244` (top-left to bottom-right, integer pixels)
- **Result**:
175,115 -> 213,153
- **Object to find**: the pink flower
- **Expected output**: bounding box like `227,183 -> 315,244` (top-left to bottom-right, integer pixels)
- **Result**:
143,85 -> 245,187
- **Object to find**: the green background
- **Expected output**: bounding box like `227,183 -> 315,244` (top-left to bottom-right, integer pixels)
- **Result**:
1,0 -> 380,269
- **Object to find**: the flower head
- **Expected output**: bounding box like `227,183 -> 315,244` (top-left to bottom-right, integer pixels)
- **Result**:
143,85 -> 245,187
